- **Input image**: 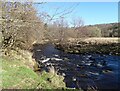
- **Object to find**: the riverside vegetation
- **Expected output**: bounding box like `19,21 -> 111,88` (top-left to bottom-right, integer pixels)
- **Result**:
0,2 -> 67,90
0,1 -> 119,90
55,37 -> 119,55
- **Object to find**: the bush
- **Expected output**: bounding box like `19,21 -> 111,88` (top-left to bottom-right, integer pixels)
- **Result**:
88,26 -> 102,37
1,2 -> 44,51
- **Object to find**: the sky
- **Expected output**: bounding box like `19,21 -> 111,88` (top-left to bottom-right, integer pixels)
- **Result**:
6,0 -> 120,2
34,2 -> 118,26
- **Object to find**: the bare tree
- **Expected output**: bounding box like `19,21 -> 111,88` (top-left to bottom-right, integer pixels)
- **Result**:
46,17 -> 69,44
71,17 -> 84,38
36,3 -> 79,43
1,1 -> 45,53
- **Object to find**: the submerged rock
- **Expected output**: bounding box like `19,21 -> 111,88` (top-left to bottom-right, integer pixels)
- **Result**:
62,73 -> 66,77
63,57 -> 69,61
54,54 -> 59,57
88,72 -> 99,76
41,58 -> 51,63
102,69 -> 113,74
72,77 -> 77,81
51,57 -> 62,61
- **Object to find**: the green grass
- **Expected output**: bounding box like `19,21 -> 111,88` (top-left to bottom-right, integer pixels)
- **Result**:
1,56 -> 66,89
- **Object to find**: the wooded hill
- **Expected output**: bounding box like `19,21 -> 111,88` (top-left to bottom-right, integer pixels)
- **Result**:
86,23 -> 118,37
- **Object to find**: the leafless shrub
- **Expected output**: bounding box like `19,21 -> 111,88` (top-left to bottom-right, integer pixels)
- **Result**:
1,1 -> 45,52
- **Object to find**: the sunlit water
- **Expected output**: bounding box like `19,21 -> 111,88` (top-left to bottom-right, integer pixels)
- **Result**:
32,43 -> 120,91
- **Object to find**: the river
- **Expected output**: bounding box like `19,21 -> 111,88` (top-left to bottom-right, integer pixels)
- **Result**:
32,43 -> 120,91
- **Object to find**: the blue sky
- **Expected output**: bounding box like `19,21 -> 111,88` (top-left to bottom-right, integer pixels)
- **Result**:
34,2 -> 118,25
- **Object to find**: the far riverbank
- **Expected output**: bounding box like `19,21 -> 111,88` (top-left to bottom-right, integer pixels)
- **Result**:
55,37 -> 119,55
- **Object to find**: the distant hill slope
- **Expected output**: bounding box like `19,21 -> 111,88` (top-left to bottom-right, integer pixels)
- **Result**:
86,23 -> 118,37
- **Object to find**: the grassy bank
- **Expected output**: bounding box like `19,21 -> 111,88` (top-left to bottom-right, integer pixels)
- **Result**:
1,49 -> 66,89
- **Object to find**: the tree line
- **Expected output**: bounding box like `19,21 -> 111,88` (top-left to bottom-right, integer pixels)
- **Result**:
1,1 -> 118,54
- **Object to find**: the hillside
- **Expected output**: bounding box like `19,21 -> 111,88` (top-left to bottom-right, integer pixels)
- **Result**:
86,23 -> 118,37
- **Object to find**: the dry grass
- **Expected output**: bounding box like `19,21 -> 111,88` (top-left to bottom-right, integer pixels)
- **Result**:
68,37 -> 119,44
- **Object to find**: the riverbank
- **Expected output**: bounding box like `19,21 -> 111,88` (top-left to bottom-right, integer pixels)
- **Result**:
1,49 -> 67,89
55,37 -> 119,55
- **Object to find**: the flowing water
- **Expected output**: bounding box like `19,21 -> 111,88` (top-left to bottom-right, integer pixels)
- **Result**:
32,43 -> 120,91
